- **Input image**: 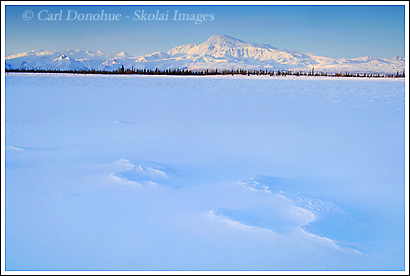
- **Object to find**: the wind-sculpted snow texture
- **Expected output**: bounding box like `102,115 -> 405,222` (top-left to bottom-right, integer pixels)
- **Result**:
5,74 -> 405,270
5,35 -> 405,74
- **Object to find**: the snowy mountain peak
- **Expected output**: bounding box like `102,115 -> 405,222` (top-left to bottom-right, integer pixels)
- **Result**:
116,51 -> 131,58
205,34 -> 246,46
202,34 -> 274,49
54,54 -> 70,61
393,55 -> 404,61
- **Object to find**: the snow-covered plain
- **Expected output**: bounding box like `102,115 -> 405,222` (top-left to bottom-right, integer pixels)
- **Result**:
5,73 -> 405,271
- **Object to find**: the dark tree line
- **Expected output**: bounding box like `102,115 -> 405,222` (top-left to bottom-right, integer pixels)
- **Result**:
5,67 -> 405,78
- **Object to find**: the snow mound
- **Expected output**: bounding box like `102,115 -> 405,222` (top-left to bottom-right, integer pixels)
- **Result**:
111,159 -> 174,187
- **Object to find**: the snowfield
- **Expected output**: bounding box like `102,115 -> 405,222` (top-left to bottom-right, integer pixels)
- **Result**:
5,73 -> 405,271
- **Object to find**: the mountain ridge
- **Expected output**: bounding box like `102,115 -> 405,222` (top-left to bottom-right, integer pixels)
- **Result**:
5,34 -> 405,74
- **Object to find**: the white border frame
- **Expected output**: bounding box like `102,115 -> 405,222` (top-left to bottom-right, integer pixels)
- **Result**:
1,1 -> 408,275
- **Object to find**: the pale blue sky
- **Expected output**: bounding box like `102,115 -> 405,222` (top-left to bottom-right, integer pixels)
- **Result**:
5,5 -> 405,59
